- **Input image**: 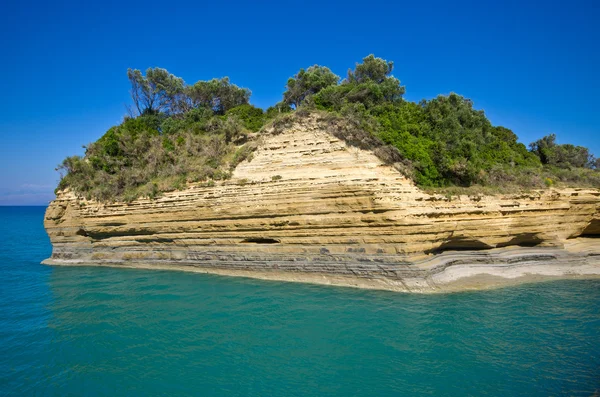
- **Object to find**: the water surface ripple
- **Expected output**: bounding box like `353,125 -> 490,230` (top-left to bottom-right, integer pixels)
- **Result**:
1,207 -> 599,396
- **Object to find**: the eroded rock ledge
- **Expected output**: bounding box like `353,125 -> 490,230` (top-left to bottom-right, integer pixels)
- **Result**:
43,117 -> 600,292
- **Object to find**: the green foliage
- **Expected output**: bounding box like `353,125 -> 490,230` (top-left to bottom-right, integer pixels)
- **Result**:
338,93 -> 543,187
222,115 -> 244,144
529,134 -> 557,164
283,65 -> 340,108
313,54 -> 405,110
265,103 -> 292,119
183,77 -> 250,115
57,56 -> 599,202
415,93 -> 540,186
347,54 -> 394,84
529,134 -> 594,169
226,104 -> 266,132
127,68 -> 184,115
230,142 -> 257,170
162,137 -> 175,151
305,49 -> 595,190
542,165 -> 600,187
58,111 -> 250,201
127,68 -> 251,117
160,107 -> 214,135
547,143 -> 590,169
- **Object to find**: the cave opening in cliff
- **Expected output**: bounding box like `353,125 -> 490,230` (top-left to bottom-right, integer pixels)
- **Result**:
240,238 -> 281,244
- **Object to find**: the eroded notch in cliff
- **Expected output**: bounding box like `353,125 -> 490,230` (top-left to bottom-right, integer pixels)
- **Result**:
240,238 -> 281,244
75,228 -> 89,237
426,237 -> 493,255
579,219 -> 600,237
497,233 -> 543,248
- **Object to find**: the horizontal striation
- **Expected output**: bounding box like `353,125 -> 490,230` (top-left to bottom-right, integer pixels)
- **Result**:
44,116 -> 600,283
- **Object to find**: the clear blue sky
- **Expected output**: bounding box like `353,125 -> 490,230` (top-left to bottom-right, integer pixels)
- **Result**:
1,0 -> 598,205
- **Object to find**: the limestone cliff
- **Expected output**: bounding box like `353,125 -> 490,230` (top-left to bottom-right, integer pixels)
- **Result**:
43,116 -> 600,292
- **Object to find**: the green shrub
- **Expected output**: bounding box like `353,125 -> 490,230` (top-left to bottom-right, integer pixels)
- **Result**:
57,57 -> 599,202
226,104 -> 266,132
230,143 -> 257,170
265,103 -> 292,119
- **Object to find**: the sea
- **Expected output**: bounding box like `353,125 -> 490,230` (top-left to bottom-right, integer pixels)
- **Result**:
0,206 -> 599,396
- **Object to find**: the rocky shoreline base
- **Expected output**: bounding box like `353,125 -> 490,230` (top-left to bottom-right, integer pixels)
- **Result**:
43,245 -> 600,293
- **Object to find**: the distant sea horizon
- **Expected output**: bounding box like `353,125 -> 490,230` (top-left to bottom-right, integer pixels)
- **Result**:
0,205 -> 49,207
1,206 -> 599,396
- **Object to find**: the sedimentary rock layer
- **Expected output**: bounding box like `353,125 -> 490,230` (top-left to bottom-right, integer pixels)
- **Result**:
43,117 -> 600,292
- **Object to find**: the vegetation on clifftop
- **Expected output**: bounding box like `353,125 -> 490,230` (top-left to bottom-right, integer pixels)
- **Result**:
57,55 -> 599,201
56,72 -> 272,201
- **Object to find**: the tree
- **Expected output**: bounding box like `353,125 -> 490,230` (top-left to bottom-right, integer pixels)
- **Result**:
283,65 -> 339,108
346,54 -> 394,84
265,102 -> 292,119
56,156 -> 83,178
184,77 -> 250,115
127,68 -> 184,115
530,134 -> 594,168
529,134 -> 557,164
346,55 -> 405,103
313,55 -> 405,109
551,144 -> 593,168
226,104 -> 265,132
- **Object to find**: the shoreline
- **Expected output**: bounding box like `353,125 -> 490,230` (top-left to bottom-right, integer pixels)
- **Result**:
42,257 -> 600,294
42,117 -> 600,296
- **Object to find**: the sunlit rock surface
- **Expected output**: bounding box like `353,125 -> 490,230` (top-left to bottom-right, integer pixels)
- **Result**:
43,117 -> 600,292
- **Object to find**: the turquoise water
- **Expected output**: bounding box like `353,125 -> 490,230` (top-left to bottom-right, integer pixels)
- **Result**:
0,207 -> 599,396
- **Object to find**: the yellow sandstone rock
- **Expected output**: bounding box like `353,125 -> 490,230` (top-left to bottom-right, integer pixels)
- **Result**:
43,117 -> 600,292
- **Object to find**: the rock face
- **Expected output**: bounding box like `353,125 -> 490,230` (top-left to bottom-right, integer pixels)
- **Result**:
43,117 -> 600,292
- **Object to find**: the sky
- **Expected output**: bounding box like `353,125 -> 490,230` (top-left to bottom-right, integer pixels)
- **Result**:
1,0 -> 598,205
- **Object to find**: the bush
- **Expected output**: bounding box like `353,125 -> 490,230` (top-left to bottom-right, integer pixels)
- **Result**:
57,115 -> 246,201
529,134 -> 595,169
57,57 -> 599,202
283,65 -> 339,108
230,143 -> 257,170
225,104 -> 266,132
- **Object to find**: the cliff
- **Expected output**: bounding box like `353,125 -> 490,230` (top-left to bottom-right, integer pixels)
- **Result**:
43,116 -> 600,292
